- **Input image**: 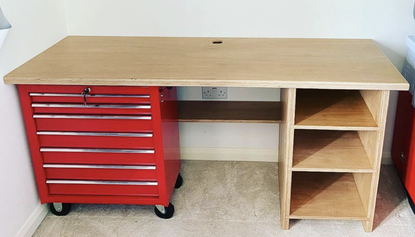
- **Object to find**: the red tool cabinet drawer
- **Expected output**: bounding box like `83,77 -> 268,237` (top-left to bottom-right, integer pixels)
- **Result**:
29,85 -> 152,104
44,164 -> 157,181
41,148 -> 156,165
34,115 -> 153,132
38,131 -> 154,149
31,94 -> 151,105
32,103 -> 152,115
47,180 -> 159,196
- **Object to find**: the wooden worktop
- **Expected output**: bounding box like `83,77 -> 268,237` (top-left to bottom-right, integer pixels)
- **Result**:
3,36 -> 408,90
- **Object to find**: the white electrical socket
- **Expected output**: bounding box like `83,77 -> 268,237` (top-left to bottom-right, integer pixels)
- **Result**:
202,87 -> 228,99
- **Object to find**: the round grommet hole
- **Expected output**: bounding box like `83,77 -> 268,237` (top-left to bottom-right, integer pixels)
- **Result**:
212,40 -> 223,45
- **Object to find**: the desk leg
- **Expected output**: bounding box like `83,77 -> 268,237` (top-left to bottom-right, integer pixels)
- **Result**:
360,90 -> 390,232
278,88 -> 296,230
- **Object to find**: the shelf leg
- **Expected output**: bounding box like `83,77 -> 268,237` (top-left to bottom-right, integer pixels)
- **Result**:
359,90 -> 390,232
362,220 -> 373,232
280,217 -> 290,230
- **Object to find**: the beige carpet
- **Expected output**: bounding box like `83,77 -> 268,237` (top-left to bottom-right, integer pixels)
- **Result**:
33,161 -> 415,237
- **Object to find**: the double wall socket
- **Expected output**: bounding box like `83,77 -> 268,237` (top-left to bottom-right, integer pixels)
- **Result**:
202,87 -> 228,99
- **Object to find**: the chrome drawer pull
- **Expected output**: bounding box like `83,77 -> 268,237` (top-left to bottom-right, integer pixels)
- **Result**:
36,131 -> 153,137
46,180 -> 158,186
30,93 -> 150,98
43,164 -> 156,170
40,148 -> 155,154
90,94 -> 150,98
33,114 -> 151,120
32,103 -> 151,109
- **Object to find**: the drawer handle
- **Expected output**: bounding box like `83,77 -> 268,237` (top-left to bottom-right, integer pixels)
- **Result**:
43,164 -> 156,170
33,114 -> 152,120
32,103 -> 151,109
46,180 -> 158,186
30,93 -> 150,98
36,131 -> 153,137
40,148 -> 155,154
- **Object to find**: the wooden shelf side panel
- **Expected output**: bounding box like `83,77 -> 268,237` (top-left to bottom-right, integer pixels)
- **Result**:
278,88 -> 296,230
353,173 -> 373,215
292,130 -> 374,172
361,90 -> 391,232
360,90 -> 383,125
294,89 -> 378,129
177,101 -> 281,123
290,172 -> 368,220
357,131 -> 378,167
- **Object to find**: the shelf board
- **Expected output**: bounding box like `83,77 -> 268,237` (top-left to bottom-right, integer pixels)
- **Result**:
290,172 -> 368,220
292,130 -> 374,172
178,101 -> 281,123
295,90 -> 378,129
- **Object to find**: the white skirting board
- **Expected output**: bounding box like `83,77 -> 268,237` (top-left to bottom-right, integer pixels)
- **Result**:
180,147 -> 394,164
15,203 -> 48,237
382,152 -> 393,164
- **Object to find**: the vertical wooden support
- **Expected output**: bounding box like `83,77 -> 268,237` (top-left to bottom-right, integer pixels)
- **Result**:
278,88 -> 296,230
360,90 -> 390,232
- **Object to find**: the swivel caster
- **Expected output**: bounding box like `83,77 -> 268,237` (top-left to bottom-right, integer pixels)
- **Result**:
49,203 -> 71,216
154,203 -> 174,219
175,173 -> 183,189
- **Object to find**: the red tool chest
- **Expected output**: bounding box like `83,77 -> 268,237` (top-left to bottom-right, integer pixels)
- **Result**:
18,85 -> 182,218
392,91 -> 415,210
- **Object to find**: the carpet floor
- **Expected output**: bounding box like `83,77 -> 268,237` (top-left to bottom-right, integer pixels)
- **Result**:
33,161 -> 415,237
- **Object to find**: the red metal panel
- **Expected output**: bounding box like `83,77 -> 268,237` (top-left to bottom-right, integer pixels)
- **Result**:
39,135 -> 154,149
42,152 -> 156,165
404,122 -> 415,199
45,168 -> 157,181
35,117 -> 153,132
392,91 -> 415,202
24,85 -> 152,95
48,184 -> 158,196
151,87 -> 181,206
45,195 -> 162,205
160,88 -> 181,203
32,106 -> 152,115
18,85 -> 49,203
149,87 -> 170,206
31,96 -> 151,104
392,91 -> 412,172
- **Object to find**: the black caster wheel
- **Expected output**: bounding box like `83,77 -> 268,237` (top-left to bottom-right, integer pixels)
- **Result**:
154,203 -> 174,219
49,203 -> 71,216
175,173 -> 183,189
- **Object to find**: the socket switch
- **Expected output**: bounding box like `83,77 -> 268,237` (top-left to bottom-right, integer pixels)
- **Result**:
202,87 -> 228,99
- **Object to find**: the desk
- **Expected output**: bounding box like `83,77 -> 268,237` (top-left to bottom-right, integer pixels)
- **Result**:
4,36 -> 409,232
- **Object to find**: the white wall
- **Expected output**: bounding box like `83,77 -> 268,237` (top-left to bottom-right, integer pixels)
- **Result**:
64,0 -> 415,160
0,1 -> 412,235
0,1 -> 67,236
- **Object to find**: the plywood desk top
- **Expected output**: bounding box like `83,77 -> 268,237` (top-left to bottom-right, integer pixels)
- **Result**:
4,36 -> 409,90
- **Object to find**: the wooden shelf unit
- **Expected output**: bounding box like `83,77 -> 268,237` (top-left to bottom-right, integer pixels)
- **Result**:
279,88 -> 390,232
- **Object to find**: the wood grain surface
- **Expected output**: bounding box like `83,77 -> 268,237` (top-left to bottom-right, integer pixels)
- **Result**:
290,172 -> 368,220
4,36 -> 408,90
295,89 -> 378,129
292,130 -> 374,172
